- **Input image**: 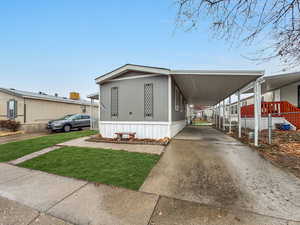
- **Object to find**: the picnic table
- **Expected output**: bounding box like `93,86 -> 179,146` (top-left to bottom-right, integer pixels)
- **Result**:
115,132 -> 136,140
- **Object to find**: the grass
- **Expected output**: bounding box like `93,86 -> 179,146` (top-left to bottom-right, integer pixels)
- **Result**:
192,120 -> 212,126
18,146 -> 160,190
0,130 -> 97,162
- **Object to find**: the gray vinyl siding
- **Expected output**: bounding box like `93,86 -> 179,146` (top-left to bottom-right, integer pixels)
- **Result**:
172,79 -> 186,121
100,75 -> 168,121
280,81 -> 300,106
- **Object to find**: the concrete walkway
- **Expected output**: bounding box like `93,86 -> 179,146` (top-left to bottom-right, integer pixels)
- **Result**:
141,126 -> 300,222
8,146 -> 61,165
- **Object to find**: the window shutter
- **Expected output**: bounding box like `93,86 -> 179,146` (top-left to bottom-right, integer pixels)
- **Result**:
6,101 -> 10,119
111,87 -> 118,117
14,100 -> 17,119
144,83 -> 153,118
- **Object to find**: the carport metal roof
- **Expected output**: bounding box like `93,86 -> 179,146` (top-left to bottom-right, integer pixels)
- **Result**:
171,70 -> 263,105
242,71 -> 300,94
263,71 -> 300,93
95,64 -> 264,106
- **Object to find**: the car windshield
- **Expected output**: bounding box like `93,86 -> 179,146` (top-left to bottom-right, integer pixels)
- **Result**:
58,114 -> 74,120
69,114 -> 81,120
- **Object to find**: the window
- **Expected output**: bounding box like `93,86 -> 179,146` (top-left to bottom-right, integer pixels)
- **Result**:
7,99 -> 17,119
144,83 -> 153,118
175,86 -> 180,111
111,87 -> 118,117
69,114 -> 81,120
82,115 -> 90,119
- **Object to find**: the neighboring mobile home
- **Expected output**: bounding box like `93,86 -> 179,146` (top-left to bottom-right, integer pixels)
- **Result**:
0,88 -> 98,133
211,72 -> 300,130
95,64 -> 262,139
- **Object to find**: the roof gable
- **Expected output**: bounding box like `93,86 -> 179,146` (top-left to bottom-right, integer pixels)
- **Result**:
95,64 -> 170,84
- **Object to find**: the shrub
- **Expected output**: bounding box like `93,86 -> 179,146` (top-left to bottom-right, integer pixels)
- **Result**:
0,120 -> 21,132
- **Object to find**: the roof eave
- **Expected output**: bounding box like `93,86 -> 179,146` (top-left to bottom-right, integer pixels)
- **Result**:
0,88 -> 24,98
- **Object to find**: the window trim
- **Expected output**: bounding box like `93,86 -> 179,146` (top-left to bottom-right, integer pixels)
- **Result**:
7,99 -> 17,120
111,87 -> 119,118
144,83 -> 154,118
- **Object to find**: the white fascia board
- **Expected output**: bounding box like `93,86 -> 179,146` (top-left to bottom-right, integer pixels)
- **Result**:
265,71 -> 300,80
95,64 -> 170,84
171,70 -> 264,76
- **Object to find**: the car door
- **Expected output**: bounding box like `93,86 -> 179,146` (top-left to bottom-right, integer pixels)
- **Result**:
72,114 -> 83,128
81,115 -> 90,127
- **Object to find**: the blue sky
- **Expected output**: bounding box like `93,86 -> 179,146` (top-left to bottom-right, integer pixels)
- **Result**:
0,0 -> 283,99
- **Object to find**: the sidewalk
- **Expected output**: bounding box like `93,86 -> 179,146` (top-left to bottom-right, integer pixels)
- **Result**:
0,163 -> 299,225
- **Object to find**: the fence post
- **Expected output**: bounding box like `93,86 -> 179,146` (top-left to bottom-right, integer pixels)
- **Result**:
268,113 -> 272,144
238,90 -> 242,138
244,117 -> 247,137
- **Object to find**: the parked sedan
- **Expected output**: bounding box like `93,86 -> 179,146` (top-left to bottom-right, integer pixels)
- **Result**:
47,114 -> 90,132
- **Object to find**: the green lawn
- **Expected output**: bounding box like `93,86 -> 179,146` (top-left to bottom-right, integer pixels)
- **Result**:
0,130 -> 97,162
18,146 -> 160,190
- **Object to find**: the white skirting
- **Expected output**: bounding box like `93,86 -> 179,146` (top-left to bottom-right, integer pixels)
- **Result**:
170,120 -> 186,137
99,120 -> 186,139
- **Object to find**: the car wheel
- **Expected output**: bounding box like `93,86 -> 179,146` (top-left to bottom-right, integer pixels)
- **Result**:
63,125 -> 71,132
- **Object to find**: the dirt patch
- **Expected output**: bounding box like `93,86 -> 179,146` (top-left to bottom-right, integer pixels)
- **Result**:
257,143 -> 300,178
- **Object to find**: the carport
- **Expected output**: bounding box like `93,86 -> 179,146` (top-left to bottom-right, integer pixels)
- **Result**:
170,69 -> 264,146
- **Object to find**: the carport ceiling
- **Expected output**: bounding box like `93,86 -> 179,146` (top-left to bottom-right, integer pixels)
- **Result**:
172,71 -> 263,106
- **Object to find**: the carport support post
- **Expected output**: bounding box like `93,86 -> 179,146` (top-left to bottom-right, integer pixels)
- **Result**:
98,84 -> 101,132
222,100 -> 225,131
229,96 -> 232,133
254,80 -> 261,146
218,103 -> 221,129
238,90 -> 242,138
214,105 -> 217,127
90,98 -> 94,130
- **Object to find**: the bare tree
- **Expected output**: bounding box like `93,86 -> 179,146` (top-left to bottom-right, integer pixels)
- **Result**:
176,0 -> 300,68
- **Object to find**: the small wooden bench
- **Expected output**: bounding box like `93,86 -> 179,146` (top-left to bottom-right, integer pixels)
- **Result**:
115,132 -> 136,140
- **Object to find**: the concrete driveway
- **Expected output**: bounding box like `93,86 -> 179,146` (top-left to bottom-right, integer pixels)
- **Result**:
141,126 -> 300,222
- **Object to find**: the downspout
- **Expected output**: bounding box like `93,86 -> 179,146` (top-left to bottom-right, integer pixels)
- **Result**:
23,98 -> 26,124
